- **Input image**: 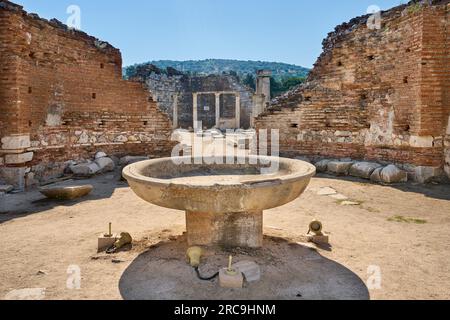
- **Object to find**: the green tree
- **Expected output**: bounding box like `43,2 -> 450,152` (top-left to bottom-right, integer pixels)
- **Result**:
242,74 -> 256,90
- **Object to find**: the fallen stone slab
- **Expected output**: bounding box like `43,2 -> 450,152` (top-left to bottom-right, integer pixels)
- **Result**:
69,162 -> 100,176
330,193 -> 349,200
95,157 -> 115,172
233,261 -> 261,282
39,184 -> 93,200
327,161 -> 354,175
317,187 -> 337,196
0,185 -> 14,193
380,165 -> 408,184
349,162 -> 382,179
119,156 -> 149,166
315,159 -> 331,173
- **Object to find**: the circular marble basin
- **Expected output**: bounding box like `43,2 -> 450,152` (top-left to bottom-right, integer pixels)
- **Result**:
123,156 -> 315,248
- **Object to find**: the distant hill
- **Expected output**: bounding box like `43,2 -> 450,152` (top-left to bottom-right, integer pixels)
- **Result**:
124,59 -> 310,81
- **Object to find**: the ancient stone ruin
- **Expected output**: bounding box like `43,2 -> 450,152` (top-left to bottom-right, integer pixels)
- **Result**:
130,63 -> 271,130
0,0 -> 449,190
255,1 -> 449,182
0,1 -> 175,188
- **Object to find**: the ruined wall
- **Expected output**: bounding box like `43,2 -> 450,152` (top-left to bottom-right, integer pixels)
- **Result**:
0,1 -> 175,187
135,69 -> 254,130
255,1 -> 449,176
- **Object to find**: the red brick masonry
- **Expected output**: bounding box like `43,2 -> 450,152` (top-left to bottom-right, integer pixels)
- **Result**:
255,1 -> 449,177
0,1 -> 175,186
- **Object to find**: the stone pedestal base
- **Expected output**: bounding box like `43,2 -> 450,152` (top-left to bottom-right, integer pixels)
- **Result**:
186,210 -> 263,248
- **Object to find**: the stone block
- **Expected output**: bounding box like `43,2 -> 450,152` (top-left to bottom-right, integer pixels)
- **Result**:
69,162 -> 100,176
349,162 -> 382,179
95,157 -> 115,172
380,165 -> 408,184
5,152 -> 34,164
327,161 -> 354,175
414,166 -> 443,184
219,268 -> 244,289
409,136 -> 434,148
0,185 -> 13,193
0,167 -> 27,190
232,261 -> 261,282
95,151 -> 107,159
315,159 -> 331,173
98,234 -> 118,252
1,135 -> 31,150
306,234 -> 329,245
370,167 -> 383,183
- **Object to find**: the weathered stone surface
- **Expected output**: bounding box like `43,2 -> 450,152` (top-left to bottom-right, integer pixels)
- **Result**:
0,167 -> 28,189
95,151 -> 107,159
119,156 -> 149,166
0,185 -> 13,193
219,269 -> 244,289
98,234 -> 118,252
5,152 -> 34,164
232,261 -> 261,282
330,193 -> 348,200
1,135 -> 30,150
414,166 -> 442,184
123,157 -> 315,248
39,184 -> 93,200
380,165 -> 408,184
95,157 -> 115,172
349,162 -> 382,179
370,167 -> 383,183
69,163 -> 101,176
315,159 -> 331,173
327,161 -> 354,175
317,187 -> 337,196
307,233 -> 330,245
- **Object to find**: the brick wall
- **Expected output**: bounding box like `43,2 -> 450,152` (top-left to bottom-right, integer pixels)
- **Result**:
256,1 -> 449,173
0,1 -> 175,187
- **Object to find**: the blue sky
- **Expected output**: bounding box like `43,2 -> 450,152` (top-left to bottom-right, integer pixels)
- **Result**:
14,0 -> 401,68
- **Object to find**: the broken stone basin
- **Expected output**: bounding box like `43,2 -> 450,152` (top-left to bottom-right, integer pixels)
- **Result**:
123,156 -> 316,248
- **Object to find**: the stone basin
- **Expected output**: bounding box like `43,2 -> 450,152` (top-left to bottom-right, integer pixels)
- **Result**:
123,156 -> 316,248
39,184 -> 93,200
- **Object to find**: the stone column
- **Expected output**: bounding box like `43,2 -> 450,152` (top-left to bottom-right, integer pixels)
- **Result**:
215,92 -> 221,128
235,94 -> 241,129
172,94 -> 178,129
185,210 -> 263,248
256,70 -> 272,105
192,93 -> 198,130
0,134 -> 33,190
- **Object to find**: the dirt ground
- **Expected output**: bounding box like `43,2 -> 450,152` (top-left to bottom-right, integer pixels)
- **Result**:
1,170 -> 449,300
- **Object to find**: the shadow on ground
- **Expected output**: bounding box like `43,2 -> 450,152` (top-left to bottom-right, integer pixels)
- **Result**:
119,235 -> 369,300
0,172 -> 128,224
316,173 -> 450,201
